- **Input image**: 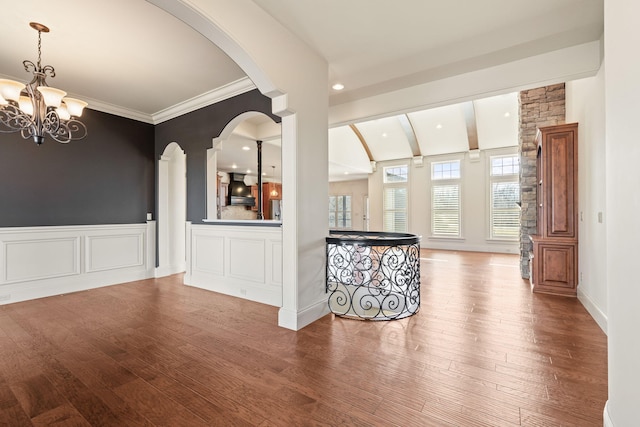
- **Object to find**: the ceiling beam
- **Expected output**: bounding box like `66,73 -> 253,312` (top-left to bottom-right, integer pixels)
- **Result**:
349,124 -> 374,161
462,101 -> 479,151
398,115 -> 421,157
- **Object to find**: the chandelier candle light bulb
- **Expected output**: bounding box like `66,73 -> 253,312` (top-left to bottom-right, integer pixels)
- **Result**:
0,79 -> 26,102
37,86 -> 67,108
18,96 -> 33,116
0,22 -> 88,144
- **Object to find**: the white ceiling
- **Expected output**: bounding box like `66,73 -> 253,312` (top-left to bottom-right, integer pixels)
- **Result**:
252,0 -> 603,105
0,0 -> 603,180
0,0 -> 248,122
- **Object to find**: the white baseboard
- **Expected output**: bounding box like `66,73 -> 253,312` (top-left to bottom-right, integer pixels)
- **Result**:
577,287 -> 608,334
604,401 -> 613,427
155,263 -> 185,278
278,298 -> 330,331
424,240 -> 519,254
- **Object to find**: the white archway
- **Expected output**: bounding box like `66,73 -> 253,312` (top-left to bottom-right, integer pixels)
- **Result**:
149,0 -> 330,330
157,142 -> 187,277
208,111 -> 280,220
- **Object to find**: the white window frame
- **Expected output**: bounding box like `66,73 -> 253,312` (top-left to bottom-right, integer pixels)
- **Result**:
430,159 -> 462,238
488,154 -> 520,241
329,194 -> 352,229
383,165 -> 408,233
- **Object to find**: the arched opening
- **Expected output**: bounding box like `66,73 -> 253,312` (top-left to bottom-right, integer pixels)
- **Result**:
149,0 -> 330,330
158,142 -> 187,277
207,112 -> 282,221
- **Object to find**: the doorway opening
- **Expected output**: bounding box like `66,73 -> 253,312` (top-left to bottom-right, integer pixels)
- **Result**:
158,142 -> 187,277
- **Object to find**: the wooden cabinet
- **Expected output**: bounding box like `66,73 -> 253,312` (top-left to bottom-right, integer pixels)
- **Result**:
529,123 -> 578,296
262,182 -> 281,219
250,185 -> 259,211
249,183 -> 282,217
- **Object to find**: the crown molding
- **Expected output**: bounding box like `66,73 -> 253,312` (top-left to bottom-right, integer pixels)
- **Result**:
152,77 -> 256,124
84,98 -> 155,124
25,77 -> 257,125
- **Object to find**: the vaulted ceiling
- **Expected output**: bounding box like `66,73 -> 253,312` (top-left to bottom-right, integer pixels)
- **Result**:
217,91 -> 519,182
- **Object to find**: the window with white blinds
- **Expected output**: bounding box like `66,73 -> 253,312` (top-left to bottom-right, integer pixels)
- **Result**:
383,165 -> 408,232
431,160 -> 461,237
489,155 -> 520,240
384,187 -> 407,232
329,195 -> 352,229
431,184 -> 460,236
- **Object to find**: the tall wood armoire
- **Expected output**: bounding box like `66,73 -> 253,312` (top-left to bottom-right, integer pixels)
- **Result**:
529,123 -> 578,296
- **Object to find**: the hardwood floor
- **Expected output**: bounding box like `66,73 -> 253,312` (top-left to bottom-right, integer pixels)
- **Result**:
0,250 -> 607,426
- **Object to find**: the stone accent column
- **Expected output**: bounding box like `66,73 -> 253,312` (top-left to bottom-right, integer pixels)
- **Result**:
518,84 -> 565,278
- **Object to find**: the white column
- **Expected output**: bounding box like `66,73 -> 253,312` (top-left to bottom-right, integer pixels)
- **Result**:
604,1 -> 640,425
157,155 -> 170,276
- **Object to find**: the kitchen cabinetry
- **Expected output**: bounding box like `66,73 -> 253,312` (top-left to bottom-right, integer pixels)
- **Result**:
250,185 -> 259,211
262,182 -> 281,219
249,183 -> 282,218
529,123 -> 578,296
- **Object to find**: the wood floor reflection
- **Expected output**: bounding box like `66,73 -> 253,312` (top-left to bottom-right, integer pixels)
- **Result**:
0,249 -> 607,426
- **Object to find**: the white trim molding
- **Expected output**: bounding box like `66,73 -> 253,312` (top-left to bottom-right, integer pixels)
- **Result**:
577,287 -> 608,334
278,298 -> 330,331
80,77 -> 256,125
153,77 -> 256,124
604,401 -> 614,427
0,223 -> 156,305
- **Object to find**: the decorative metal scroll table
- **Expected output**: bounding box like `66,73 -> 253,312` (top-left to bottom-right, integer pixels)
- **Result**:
326,231 -> 421,320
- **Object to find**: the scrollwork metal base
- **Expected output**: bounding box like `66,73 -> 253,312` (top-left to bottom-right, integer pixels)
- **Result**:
326,231 -> 420,321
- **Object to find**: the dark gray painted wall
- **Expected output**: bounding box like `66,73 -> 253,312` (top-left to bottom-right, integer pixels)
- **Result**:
0,109 -> 155,227
0,89 -> 276,228
154,89 -> 279,223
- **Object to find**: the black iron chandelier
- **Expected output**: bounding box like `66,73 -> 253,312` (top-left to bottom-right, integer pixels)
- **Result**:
0,22 -> 87,145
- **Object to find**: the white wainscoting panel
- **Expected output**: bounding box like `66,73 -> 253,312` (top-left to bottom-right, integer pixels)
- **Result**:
187,224 -> 282,307
4,237 -> 79,283
270,241 -> 283,285
228,238 -> 265,283
86,234 -> 143,273
0,223 -> 155,305
193,235 -> 224,275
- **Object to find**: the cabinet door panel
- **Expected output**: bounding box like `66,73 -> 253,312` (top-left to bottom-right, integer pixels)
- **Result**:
538,243 -> 576,292
545,130 -> 576,238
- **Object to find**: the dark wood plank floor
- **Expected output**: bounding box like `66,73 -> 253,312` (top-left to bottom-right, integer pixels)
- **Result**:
0,250 -> 607,426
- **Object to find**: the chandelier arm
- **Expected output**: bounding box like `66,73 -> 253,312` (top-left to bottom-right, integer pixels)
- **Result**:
0,104 -> 35,133
42,109 -> 61,134
48,119 -> 87,143
61,119 -> 87,141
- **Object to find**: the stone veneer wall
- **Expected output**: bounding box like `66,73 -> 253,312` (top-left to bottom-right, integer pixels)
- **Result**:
519,84 -> 566,278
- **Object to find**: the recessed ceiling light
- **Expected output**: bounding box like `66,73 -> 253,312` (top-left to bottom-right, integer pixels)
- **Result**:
232,164 -> 237,169
382,132 -> 388,138
504,112 -> 511,118
344,171 -> 349,175
332,83 -> 345,91
246,169 -> 251,174
242,146 -> 250,151
436,124 -> 443,129
262,172 -> 267,176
